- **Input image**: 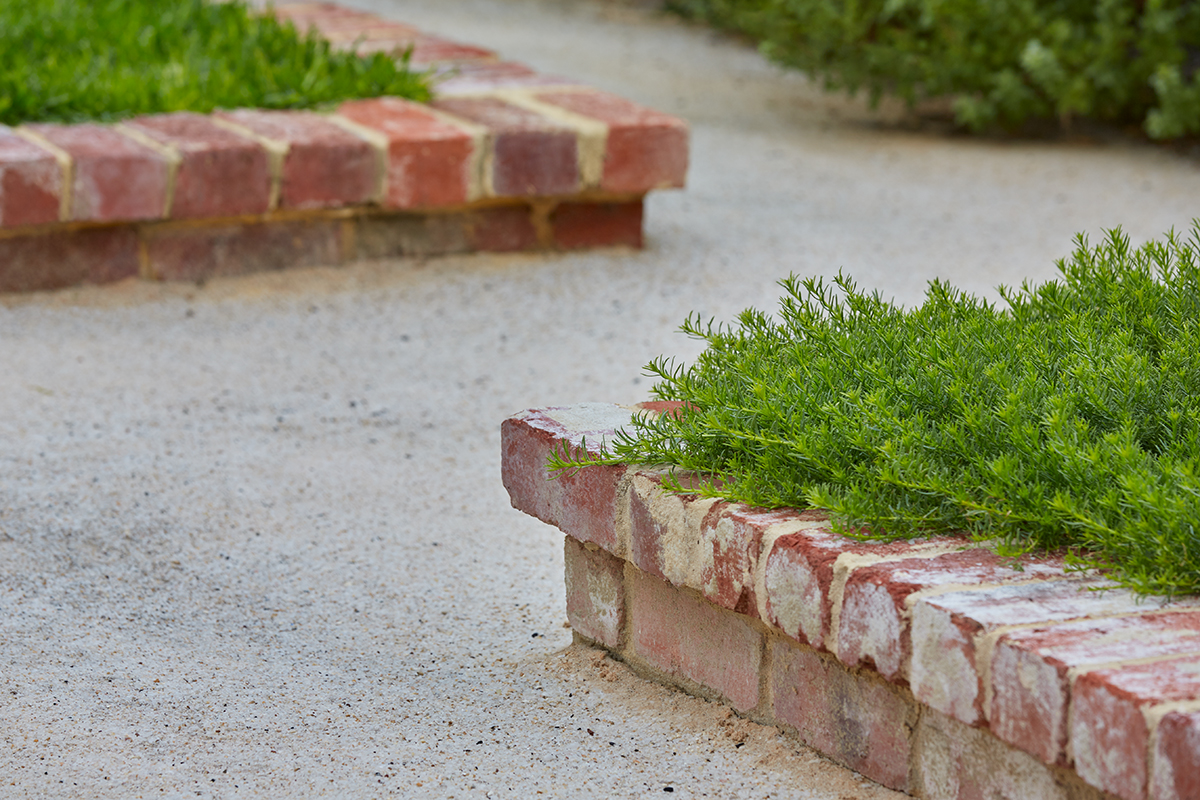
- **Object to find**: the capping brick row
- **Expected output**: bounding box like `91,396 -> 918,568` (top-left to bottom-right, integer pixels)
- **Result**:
501,403 -> 1200,800
0,2 -> 687,293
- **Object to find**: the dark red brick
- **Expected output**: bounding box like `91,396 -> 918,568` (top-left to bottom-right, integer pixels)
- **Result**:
337,98 -> 477,209
534,89 -> 688,192
143,218 -> 343,282
0,127 -> 62,227
551,199 -> 643,249
216,109 -> 379,210
434,97 -> 578,197
124,113 -> 271,219
467,205 -> 539,252
0,228 -> 139,293
27,123 -> 168,222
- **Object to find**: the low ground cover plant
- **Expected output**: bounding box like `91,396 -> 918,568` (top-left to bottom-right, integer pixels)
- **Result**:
0,0 -> 429,125
667,0 -> 1200,139
554,227 -> 1200,597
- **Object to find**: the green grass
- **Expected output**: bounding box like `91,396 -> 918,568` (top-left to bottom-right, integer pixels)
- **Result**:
0,0 -> 430,126
553,227 -> 1200,597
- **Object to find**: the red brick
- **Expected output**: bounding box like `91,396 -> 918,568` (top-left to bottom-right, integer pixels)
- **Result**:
124,113 -> 271,219
839,551 -> 1068,685
761,526 -> 957,650
770,638 -> 916,791
268,4 -> 384,33
534,89 -> 688,192
564,536 -> 625,648
467,205 -> 539,252
436,62 -> 573,95
0,228 -> 138,293
0,127 -> 62,227
551,199 -> 643,249
990,611 -> 1200,767
26,123 -> 169,222
142,218 -> 343,282
216,109 -> 379,210
1073,656 -> 1200,800
628,568 -> 762,712
910,580 -> 1193,731
1153,709 -> 1200,800
435,97 -> 578,197
500,405 -> 636,555
337,98 -> 477,210
408,35 -> 496,65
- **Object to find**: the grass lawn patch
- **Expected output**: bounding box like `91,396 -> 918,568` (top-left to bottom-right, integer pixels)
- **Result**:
0,0 -> 430,126
554,227 -> 1200,597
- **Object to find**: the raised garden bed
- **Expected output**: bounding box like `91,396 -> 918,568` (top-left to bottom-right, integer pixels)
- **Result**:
502,402 -> 1200,800
0,2 -> 688,293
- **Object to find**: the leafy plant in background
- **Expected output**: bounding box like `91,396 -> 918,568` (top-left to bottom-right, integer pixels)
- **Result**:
666,0 -> 1200,138
0,0 -> 430,126
553,226 -> 1200,597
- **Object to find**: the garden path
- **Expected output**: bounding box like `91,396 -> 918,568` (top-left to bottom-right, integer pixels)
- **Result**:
2,0 -> 1199,796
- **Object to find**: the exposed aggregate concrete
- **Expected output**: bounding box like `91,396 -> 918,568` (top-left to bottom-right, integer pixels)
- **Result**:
3,0 -> 1200,796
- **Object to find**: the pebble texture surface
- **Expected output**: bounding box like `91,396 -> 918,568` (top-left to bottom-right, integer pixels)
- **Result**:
3,0 -> 1200,796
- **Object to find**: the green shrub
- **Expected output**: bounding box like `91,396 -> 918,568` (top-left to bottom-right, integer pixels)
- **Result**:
0,0 -> 429,126
667,0 -> 1200,138
554,227 -> 1200,597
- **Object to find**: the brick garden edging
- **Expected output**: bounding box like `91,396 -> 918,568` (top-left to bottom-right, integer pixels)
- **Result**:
0,2 -> 687,293
501,402 -> 1200,800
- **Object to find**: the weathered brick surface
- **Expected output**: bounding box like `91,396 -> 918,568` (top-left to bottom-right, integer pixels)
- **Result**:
550,199 -> 643,249
629,468 -> 800,618
911,581 -> 1192,731
124,113 -> 271,219
912,707 -> 1097,800
533,90 -> 688,192
0,228 -> 138,292
0,127 -> 62,227
1073,656 -> 1200,800
838,550 -> 1066,684
991,611 -> 1200,767
142,218 -> 343,282
1152,708 -> 1200,800
215,110 -> 379,210
564,536 -> 625,648
500,405 -> 634,555
27,123 -> 169,222
761,525 -> 957,650
628,567 -> 762,712
434,97 -> 578,197
770,638 -> 916,791
337,98 -> 478,209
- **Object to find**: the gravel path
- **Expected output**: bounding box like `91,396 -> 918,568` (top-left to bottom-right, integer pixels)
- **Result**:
3,1 -> 1199,797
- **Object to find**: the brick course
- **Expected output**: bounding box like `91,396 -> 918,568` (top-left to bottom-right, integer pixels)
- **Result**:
504,402 -> 1199,800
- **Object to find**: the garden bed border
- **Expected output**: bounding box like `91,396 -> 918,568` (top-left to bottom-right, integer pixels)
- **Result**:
502,402 -> 1200,800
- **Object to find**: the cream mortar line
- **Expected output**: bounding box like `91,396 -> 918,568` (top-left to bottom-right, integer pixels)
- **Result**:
610,465 -> 638,563
208,117 -> 288,211
113,124 -> 181,219
12,128 -> 72,222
